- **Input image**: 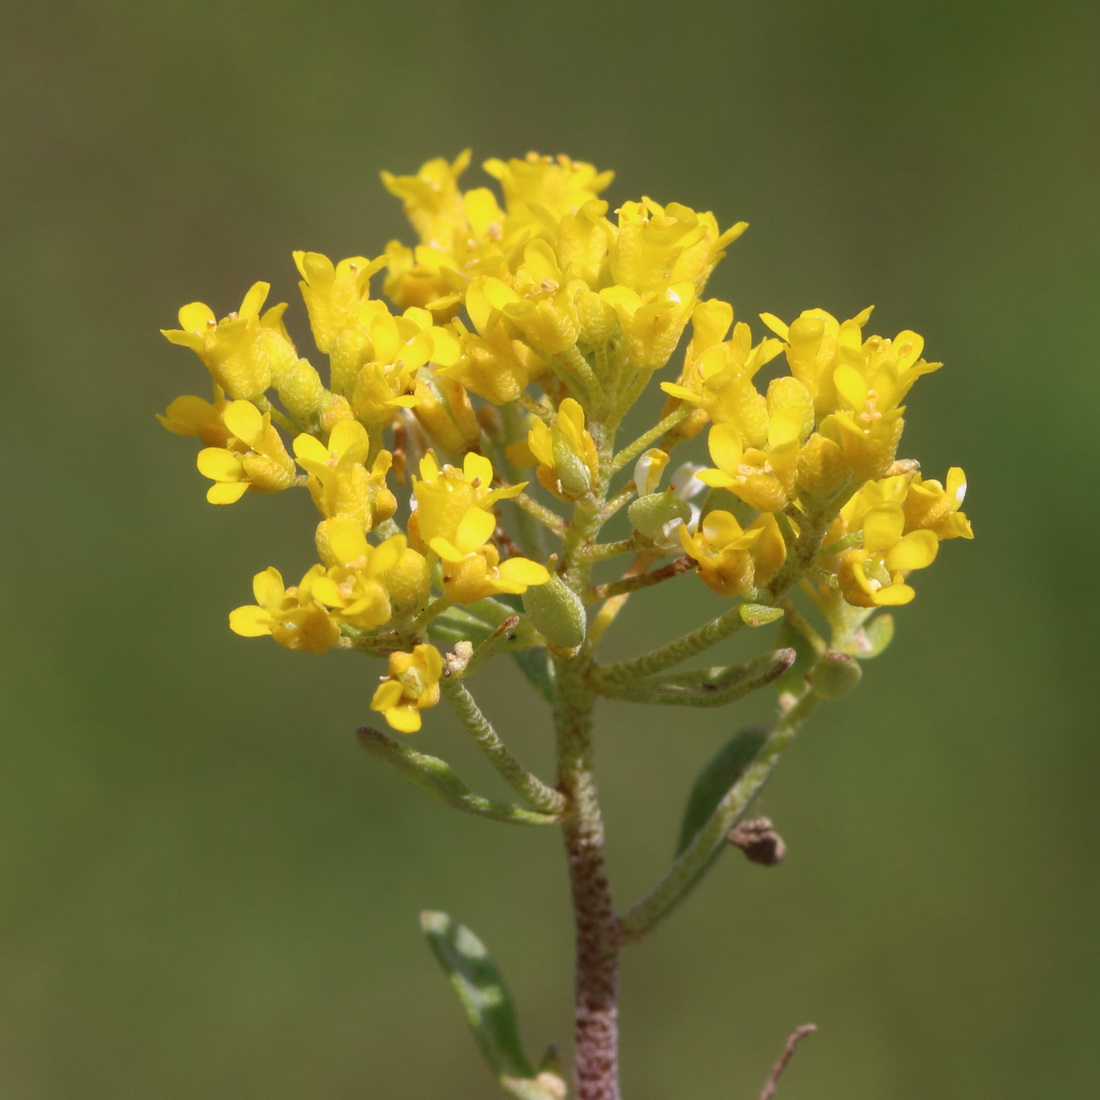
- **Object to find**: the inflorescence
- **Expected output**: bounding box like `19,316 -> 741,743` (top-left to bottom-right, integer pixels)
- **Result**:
160,151 -> 972,732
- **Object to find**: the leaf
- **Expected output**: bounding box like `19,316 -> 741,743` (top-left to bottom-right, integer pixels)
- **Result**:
357,728 -> 559,826
676,725 -> 769,857
511,648 -> 556,704
421,912 -> 565,1100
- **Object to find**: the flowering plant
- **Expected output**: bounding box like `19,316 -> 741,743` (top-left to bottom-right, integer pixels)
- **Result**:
160,151 -> 972,1099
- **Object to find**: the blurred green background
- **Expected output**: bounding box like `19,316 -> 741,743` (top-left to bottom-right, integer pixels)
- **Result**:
3,1 -> 1097,1097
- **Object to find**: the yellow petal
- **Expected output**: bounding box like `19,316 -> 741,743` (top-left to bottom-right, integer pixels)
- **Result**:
385,705 -> 422,734
206,481 -> 250,504
223,400 -> 265,447
463,451 -> 494,488
326,518 -> 369,565
229,605 -> 273,637
253,566 -> 285,606
293,432 -> 330,466
708,423 -> 744,474
178,302 -> 215,331
454,507 -> 496,552
197,447 -> 244,481
834,364 -> 869,410
862,506 -> 904,554
372,680 -> 405,710
429,537 -> 466,563
497,558 -> 551,586
886,530 -> 939,572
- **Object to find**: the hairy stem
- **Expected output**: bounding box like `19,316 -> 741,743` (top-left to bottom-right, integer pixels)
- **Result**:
555,420 -> 621,1100
555,654 -> 621,1100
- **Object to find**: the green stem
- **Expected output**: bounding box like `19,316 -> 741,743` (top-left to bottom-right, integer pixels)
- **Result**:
512,491 -> 567,535
441,679 -> 566,816
579,537 -> 641,563
610,404 -> 691,474
589,556 -> 694,604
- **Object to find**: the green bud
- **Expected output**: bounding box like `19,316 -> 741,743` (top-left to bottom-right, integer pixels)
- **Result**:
551,430 -> 592,498
278,358 -> 328,421
810,651 -> 863,700
739,603 -> 784,627
522,574 -> 586,649
628,492 -> 691,541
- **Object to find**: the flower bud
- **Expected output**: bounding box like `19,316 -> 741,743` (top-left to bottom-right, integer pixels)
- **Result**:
522,574 -> 586,649
628,492 -> 691,542
278,358 -> 328,422
810,651 -> 863,700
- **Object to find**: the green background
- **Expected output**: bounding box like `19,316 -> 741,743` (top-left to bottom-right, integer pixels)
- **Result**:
3,1 -> 1097,1097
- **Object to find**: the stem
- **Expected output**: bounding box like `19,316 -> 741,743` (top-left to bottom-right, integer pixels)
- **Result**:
590,556 -> 694,604
512,491 -> 567,535
554,654 -> 621,1100
441,678 -> 566,816
554,420 -> 621,1100
609,404 -> 691,474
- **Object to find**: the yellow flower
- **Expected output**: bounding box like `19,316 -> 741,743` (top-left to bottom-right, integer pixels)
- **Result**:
436,538 -> 551,605
229,565 -> 341,654
903,467 -> 974,540
310,521 -> 405,632
836,504 -> 939,607
528,397 -> 600,500
599,283 -> 696,374
410,452 -> 524,550
293,420 -> 396,529
660,320 -> 784,445
696,417 -> 801,513
436,315 -> 546,406
482,152 -> 613,230
759,306 -> 874,419
610,198 -> 746,297
371,644 -> 444,733
679,510 -> 785,598
161,282 -> 298,401
293,250 -> 388,354
381,151 -> 472,253
196,400 -> 296,504
347,308 -> 436,427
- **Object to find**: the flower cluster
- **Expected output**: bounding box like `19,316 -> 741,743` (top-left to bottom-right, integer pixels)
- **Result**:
161,151 -> 971,730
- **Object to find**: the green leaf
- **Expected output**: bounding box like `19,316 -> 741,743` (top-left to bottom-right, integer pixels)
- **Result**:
420,912 -> 565,1100
676,725 -> 769,857
511,648 -> 556,704
357,728 -> 559,826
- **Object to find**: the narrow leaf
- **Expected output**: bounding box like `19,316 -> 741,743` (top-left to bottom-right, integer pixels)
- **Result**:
676,725 -> 769,856
421,912 -> 564,1100
357,728 -> 559,826
511,648 -> 556,704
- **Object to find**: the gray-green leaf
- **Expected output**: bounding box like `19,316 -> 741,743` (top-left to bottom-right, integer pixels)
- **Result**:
420,912 -> 566,1100
357,728 -> 559,826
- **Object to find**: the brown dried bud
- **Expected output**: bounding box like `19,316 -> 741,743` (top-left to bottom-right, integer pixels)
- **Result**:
727,816 -> 786,866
